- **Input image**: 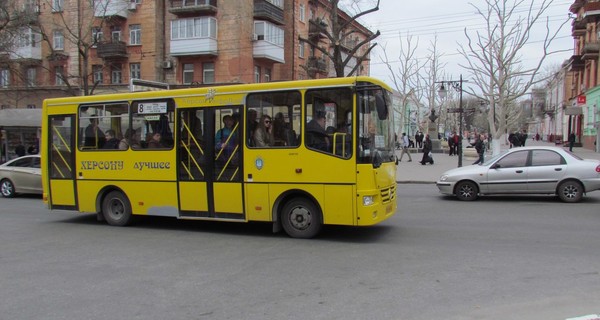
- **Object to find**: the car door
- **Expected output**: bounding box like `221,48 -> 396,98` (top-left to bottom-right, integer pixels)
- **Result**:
527,149 -> 566,193
9,156 -> 41,193
486,150 -> 529,194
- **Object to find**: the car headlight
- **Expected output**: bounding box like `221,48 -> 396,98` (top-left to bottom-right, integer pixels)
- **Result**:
363,195 -> 374,206
439,175 -> 448,181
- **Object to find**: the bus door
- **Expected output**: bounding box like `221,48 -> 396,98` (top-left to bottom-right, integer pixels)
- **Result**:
48,115 -> 77,209
177,107 -> 244,219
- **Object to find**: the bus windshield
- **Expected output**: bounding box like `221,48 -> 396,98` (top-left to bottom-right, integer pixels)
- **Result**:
357,84 -> 395,166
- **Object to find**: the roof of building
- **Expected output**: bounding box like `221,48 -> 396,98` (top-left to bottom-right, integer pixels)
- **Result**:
0,109 -> 41,127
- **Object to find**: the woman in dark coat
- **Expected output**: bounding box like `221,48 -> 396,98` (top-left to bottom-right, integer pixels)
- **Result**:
420,134 -> 434,165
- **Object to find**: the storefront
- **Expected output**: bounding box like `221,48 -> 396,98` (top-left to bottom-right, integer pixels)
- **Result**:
0,109 -> 41,163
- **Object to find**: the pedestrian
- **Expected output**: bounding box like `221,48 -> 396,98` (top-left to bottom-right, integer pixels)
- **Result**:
448,133 -> 455,156
472,133 -> 485,165
519,129 -> 528,147
15,144 -> 25,157
419,134 -> 434,165
568,131 -> 576,152
415,131 -> 423,149
397,132 -> 412,162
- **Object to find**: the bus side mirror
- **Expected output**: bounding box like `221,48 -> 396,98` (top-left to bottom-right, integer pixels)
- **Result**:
375,94 -> 387,120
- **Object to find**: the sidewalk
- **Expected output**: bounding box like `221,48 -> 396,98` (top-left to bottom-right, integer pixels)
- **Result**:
396,139 -> 600,183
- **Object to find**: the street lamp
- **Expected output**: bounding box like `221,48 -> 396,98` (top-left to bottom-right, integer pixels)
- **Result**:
437,75 -> 465,167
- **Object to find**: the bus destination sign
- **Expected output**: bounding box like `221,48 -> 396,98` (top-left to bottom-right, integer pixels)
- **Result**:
138,102 -> 167,114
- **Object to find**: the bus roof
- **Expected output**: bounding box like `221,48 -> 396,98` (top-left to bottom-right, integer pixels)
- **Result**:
43,76 -> 392,107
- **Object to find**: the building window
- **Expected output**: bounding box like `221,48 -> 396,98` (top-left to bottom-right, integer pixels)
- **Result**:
129,25 -> 141,45
254,66 -> 261,83
299,4 -> 305,22
55,66 -> 65,85
26,68 -> 36,87
130,63 -> 141,80
18,28 -> 37,48
111,27 -> 121,42
92,27 -> 103,46
203,62 -> 214,84
171,17 -> 217,39
93,65 -> 103,84
0,69 -> 9,88
254,21 -> 283,46
183,63 -> 194,84
266,0 -> 283,9
132,0 -> 142,4
111,64 -> 122,84
53,31 -> 64,50
183,0 -> 210,5
52,0 -> 63,12
299,41 -> 305,58
264,68 -> 271,83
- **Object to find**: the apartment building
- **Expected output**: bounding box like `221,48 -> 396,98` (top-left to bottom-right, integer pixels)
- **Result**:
0,0 -> 373,110
567,0 -> 600,150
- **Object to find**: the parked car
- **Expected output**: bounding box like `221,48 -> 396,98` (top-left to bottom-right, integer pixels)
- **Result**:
436,146 -> 600,203
0,155 -> 42,198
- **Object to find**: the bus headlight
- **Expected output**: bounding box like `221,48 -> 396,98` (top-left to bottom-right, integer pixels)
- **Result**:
363,195 -> 374,206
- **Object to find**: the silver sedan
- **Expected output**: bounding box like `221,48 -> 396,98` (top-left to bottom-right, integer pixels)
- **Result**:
0,155 -> 42,198
436,146 -> 600,203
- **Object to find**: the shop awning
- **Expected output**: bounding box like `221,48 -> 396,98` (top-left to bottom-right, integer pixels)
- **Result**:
0,109 -> 42,127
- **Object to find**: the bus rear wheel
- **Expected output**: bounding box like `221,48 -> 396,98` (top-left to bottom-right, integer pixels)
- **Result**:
102,191 -> 133,226
280,198 -> 322,239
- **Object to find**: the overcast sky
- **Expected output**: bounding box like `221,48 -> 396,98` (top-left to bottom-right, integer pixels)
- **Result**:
354,0 -> 573,88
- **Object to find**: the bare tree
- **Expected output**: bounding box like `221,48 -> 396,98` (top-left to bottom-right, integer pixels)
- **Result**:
301,0 -> 381,77
458,0 -> 569,155
380,33 -> 424,135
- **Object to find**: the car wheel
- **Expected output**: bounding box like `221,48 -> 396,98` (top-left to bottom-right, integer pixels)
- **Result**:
455,181 -> 478,201
557,180 -> 583,203
0,179 -> 15,198
102,191 -> 133,226
280,198 -> 322,239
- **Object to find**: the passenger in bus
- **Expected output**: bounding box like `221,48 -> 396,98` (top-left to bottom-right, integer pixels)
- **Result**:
254,115 -> 274,147
84,116 -> 105,148
305,112 -> 330,152
147,132 -> 162,149
215,115 -> 237,155
246,109 -> 258,147
273,112 -> 295,146
103,129 -> 120,149
119,128 -> 140,150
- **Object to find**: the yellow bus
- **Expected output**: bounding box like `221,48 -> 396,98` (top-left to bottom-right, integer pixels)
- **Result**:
42,76 -> 397,238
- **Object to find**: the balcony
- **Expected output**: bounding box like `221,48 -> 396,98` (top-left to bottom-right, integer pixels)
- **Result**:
582,41 -> 599,60
96,41 -> 128,59
309,18 -> 328,40
568,54 -> 584,71
253,39 -> 284,63
169,0 -> 217,16
307,56 -> 327,74
11,45 -> 42,61
170,38 -> 218,56
572,20 -> 586,37
583,1 -> 600,22
20,5 -> 40,24
254,0 -> 284,25
94,0 -> 128,18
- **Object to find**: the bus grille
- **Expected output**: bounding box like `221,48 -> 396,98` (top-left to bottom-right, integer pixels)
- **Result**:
381,185 -> 396,204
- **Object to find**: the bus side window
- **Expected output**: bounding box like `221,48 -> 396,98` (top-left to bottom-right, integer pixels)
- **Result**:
246,91 -> 301,148
78,103 -> 129,151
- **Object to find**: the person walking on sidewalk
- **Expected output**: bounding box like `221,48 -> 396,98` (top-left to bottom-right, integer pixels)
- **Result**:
420,134 -> 434,165
398,132 -> 412,162
472,133 -> 485,165
568,131 -> 576,152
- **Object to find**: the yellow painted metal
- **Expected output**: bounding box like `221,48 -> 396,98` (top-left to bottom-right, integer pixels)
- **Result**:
179,181 -> 209,212
213,182 -> 243,214
49,180 -> 76,206
244,183 -> 270,221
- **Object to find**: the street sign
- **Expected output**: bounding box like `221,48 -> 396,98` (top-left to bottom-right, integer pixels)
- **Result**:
447,107 -> 476,113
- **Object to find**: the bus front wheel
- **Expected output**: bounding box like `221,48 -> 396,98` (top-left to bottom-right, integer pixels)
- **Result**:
280,198 -> 322,239
102,191 -> 133,226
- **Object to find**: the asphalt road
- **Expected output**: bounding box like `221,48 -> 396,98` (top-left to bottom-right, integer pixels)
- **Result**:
1,186 -> 599,320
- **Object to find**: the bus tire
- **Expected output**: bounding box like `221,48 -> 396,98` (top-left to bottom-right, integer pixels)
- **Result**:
102,191 -> 133,226
280,198 -> 322,239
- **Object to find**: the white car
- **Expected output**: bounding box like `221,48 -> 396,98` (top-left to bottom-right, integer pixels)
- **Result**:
0,155 -> 42,198
436,146 -> 600,203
